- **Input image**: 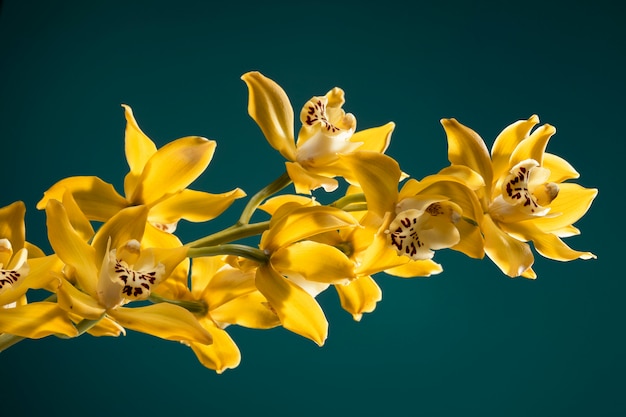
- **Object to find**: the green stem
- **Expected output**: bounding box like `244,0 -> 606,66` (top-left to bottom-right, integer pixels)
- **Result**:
187,243 -> 269,264
238,171 -> 292,225
186,220 -> 270,248
149,293 -> 208,316
330,192 -> 366,209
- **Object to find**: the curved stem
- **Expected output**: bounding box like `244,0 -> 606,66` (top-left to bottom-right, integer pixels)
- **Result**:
187,244 -> 269,264
330,192 -> 366,209
149,293 -> 208,316
186,220 -> 270,249
238,171 -> 292,225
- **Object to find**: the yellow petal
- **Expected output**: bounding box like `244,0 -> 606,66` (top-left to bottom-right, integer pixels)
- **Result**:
201,265 -> 257,307
91,206 -> 149,261
384,259 -> 443,277
58,191 -> 95,241
483,214 -> 534,278
452,218 -> 485,259
241,71 -> 296,161
355,225 -> 410,276
509,123 -> 556,168
190,318 -> 241,373
335,275 -> 382,321
149,188 -> 246,224
56,277 -> 106,320
491,115 -> 540,184
129,136 -> 216,205
258,194 -> 317,216
351,122 -> 395,153
84,315 -> 126,337
255,265 -> 327,346
339,151 -> 400,218
261,206 -> 358,252
112,303 -> 212,344
441,118 -> 493,192
0,201 -> 25,251
121,104 -> 158,177
45,200 -> 99,296
502,221 -> 596,262
0,302 -> 78,338
0,255 -> 64,307
272,241 -> 355,284
531,184 -> 598,233
37,176 -> 129,222
285,161 -> 338,194
543,153 -> 580,182
210,292 -> 280,329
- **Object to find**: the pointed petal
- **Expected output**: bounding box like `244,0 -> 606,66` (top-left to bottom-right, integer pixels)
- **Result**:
272,241 -> 355,284
190,318 -> 241,373
130,137 -> 216,205
351,122 -> 394,153
149,188 -> 245,224
190,256 -> 228,298
452,219 -> 485,259
0,302 -> 78,338
335,275 -> 382,321
261,206 -> 358,252
355,225 -> 410,276
37,176 -> 129,222
112,303 -> 212,344
121,104 -> 158,176
0,201 -> 25,251
384,259 -> 443,277
491,115 -> 540,183
531,184 -> 598,233
202,265 -> 257,308
56,277 -> 106,320
543,153 -> 580,182
58,190 -> 95,241
0,255 -> 64,307
509,123 -> 556,168
255,265 -> 328,346
502,221 -> 596,261
241,71 -> 296,161
84,316 -> 126,337
91,206 -> 149,261
339,151 -> 400,218
45,200 -> 99,296
285,161 -> 338,194
210,292 -> 281,329
483,214 -> 534,278
441,118 -> 493,192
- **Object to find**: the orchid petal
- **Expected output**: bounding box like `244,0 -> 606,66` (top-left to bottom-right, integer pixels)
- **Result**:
112,303 -> 212,344
255,265 -> 327,346
491,115 -> 540,184
190,317 -> 241,373
130,136 -> 216,205
441,118 -> 493,192
351,122 -> 394,153
543,153 -> 580,182
272,241 -> 355,285
483,214 -> 534,278
0,302 -> 78,338
241,71 -> 296,161
335,275 -> 382,321
37,176 -> 128,222
509,123 -> 556,168
149,188 -> 246,224
285,161 -> 338,194
0,201 -> 25,251
210,292 -> 280,329
531,184 -> 598,233
384,259 -> 443,277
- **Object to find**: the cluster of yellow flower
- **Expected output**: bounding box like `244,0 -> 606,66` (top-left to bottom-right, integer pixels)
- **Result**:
0,71 -> 597,373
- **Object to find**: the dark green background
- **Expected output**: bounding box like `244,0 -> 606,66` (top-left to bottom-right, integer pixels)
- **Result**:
1,1 -> 623,416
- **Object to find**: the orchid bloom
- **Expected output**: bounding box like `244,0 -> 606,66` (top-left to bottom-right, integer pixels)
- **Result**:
37,104 -> 245,232
0,201 -> 78,339
255,204 -> 360,345
45,197 -> 212,345
242,71 -> 395,194
441,115 -> 597,278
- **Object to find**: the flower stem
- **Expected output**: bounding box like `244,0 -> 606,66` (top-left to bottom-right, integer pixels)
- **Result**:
187,243 -> 269,264
238,171 -> 292,225
330,192 -> 366,209
149,293 -> 208,316
186,220 -> 270,248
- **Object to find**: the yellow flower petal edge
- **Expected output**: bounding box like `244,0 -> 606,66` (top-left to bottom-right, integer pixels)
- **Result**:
190,317 -> 241,373
0,302 -> 78,339
255,265 -> 328,346
241,71 -> 296,161
335,276 -> 382,322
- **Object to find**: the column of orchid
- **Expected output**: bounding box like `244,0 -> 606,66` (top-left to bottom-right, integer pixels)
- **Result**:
0,71 -> 597,373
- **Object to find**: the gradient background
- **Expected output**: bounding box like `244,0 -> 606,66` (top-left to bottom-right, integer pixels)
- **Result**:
1,1 -> 623,416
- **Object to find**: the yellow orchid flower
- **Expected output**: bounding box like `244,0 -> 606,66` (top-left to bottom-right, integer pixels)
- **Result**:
441,115 -> 597,278
155,255 -> 280,373
338,151 -> 484,279
45,198 -> 212,345
242,71 -> 395,194
0,201 -> 77,341
37,104 -> 245,232
254,204 -> 360,345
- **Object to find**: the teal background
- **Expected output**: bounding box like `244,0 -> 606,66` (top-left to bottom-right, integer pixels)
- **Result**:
1,1 -> 623,416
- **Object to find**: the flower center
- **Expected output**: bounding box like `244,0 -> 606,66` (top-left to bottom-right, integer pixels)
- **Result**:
303,99 -> 340,133
0,239 -> 28,295
113,259 -> 160,299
